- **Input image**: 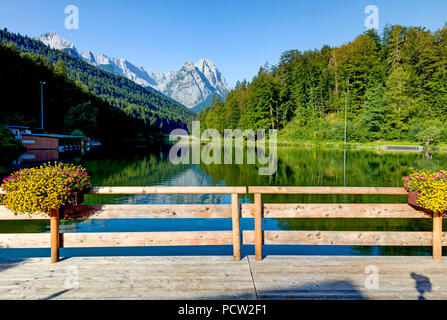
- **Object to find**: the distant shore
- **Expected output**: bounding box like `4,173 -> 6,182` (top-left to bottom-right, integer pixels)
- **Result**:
276,139 -> 447,151
171,135 -> 447,152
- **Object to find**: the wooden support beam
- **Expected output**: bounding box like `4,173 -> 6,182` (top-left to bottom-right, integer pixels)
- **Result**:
231,193 -> 241,261
50,209 -> 60,263
254,193 -> 263,261
433,213 -> 443,262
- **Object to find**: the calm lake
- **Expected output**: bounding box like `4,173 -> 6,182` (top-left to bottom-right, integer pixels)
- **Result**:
1,146 -> 447,258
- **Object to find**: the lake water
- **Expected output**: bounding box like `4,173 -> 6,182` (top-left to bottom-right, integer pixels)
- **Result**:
1,146 -> 447,258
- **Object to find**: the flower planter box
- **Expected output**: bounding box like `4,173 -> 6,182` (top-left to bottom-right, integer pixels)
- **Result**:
67,191 -> 85,206
408,190 -> 420,207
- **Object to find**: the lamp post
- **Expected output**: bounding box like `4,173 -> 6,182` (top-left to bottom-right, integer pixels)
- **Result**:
344,78 -> 349,145
344,91 -> 347,144
40,81 -> 46,130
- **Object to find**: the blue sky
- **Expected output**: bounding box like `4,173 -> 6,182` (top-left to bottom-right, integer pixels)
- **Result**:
0,0 -> 446,88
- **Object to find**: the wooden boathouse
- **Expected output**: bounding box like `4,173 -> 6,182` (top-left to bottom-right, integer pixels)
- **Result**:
20,133 -> 88,152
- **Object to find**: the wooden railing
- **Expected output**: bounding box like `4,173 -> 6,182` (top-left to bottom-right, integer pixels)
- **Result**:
247,187 -> 444,262
0,187 -> 246,263
0,186 -> 443,263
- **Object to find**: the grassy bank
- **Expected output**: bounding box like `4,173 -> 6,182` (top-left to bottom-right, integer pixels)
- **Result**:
276,139 -> 447,151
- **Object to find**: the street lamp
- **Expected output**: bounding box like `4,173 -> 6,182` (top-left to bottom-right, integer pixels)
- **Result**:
344,90 -> 347,144
344,78 -> 349,145
40,81 -> 46,130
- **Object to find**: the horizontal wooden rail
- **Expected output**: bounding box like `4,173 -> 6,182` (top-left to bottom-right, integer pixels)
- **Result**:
87,186 -> 246,194
0,203 -> 427,220
248,186 -> 407,195
0,204 -> 249,220
258,203 -> 429,218
62,204 -> 235,219
0,231 -> 233,248
0,186 -> 246,195
242,230 -> 447,246
2,230 -> 447,249
62,231 -> 234,247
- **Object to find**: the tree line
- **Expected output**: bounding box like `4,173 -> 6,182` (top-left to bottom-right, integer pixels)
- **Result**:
197,23 -> 447,145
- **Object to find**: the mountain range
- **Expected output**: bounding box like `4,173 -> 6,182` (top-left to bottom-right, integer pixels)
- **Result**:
35,31 -> 229,111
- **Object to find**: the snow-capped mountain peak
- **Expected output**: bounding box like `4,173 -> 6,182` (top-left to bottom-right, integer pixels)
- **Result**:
36,31 -> 76,51
35,31 -> 229,110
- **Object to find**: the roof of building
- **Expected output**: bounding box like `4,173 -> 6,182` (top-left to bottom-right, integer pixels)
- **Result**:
0,125 -> 31,129
21,133 -> 85,139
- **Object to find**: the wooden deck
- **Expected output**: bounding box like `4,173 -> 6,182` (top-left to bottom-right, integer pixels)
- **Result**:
1,255 -> 446,300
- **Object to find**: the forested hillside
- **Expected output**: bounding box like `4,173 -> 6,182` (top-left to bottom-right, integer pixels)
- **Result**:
0,29 -> 195,134
0,41 -> 148,142
198,24 -> 447,144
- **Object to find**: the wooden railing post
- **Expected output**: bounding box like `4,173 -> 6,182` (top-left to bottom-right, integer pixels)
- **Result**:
254,193 -> 263,260
231,193 -> 241,261
50,208 -> 60,263
433,212 -> 442,262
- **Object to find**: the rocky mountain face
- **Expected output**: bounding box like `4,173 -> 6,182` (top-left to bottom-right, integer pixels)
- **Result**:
35,31 -> 229,110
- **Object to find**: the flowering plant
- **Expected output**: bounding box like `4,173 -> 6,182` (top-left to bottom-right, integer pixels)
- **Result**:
403,168 -> 447,214
402,169 -> 432,192
0,162 -> 90,216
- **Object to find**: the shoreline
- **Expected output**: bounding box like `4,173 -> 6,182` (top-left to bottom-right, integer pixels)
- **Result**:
171,135 -> 447,152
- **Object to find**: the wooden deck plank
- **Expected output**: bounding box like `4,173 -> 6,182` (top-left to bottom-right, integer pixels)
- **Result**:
0,256 -> 446,300
0,256 -> 255,300
248,256 -> 447,300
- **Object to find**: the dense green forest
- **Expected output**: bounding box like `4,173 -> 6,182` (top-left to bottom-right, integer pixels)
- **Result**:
0,41 -> 146,143
197,24 -> 447,145
0,29 -> 195,136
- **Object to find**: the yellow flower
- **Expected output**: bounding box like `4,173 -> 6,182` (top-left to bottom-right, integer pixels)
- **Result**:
1,162 -> 90,215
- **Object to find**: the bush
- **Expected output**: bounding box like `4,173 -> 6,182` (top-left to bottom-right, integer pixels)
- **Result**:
0,162 -> 90,216
0,127 -> 26,165
411,119 -> 446,146
71,129 -> 85,137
